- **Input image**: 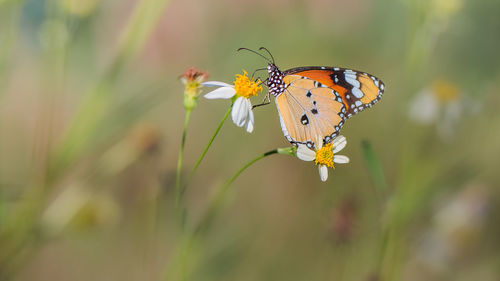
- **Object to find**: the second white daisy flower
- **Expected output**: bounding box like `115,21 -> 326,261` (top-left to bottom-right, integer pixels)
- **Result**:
296,135 -> 350,182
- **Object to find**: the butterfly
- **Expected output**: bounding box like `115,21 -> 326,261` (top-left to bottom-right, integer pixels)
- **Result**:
240,47 -> 385,148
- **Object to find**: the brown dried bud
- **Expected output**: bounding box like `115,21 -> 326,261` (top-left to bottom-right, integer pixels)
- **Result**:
180,67 -> 209,110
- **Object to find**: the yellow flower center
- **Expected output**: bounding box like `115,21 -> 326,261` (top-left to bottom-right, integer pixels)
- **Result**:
233,71 -> 262,98
315,142 -> 335,168
432,80 -> 459,103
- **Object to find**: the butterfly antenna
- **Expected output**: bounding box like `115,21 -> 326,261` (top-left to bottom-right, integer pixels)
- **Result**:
237,47 -> 272,64
251,67 -> 267,78
259,47 -> 275,64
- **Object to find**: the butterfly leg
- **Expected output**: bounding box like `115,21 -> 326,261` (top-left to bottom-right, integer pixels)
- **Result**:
256,77 -> 268,87
252,93 -> 271,109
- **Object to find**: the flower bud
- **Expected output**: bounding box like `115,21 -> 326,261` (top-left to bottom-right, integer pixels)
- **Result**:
180,67 -> 208,110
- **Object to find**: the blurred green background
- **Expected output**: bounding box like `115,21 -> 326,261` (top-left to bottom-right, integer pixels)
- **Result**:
1,0 -> 500,280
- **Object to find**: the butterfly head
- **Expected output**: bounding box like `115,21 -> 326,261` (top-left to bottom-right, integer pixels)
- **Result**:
267,63 -> 286,97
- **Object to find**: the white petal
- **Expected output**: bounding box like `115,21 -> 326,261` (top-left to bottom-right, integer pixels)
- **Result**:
437,101 -> 462,140
409,90 -> 439,124
318,165 -> 328,182
444,100 -> 462,121
231,97 -> 250,127
333,155 -> 350,164
296,145 -> 315,161
204,87 -> 236,99
464,95 -> 482,115
244,107 -> 255,133
331,135 -> 347,153
202,81 -> 233,88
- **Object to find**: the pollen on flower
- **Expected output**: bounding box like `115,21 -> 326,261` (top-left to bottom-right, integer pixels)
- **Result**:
315,142 -> 335,168
233,71 -> 262,98
432,79 -> 459,103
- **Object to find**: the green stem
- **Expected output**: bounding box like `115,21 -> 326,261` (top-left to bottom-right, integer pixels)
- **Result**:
360,140 -> 392,280
175,109 -> 192,206
374,222 -> 391,280
164,148 -> 292,281
361,140 -> 388,199
181,106 -> 232,196
194,149 -> 279,235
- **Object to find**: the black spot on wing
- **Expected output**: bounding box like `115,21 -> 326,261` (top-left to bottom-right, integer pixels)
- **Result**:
300,114 -> 309,125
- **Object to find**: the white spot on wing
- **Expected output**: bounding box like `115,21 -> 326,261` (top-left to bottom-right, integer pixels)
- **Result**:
352,87 -> 364,98
345,75 -> 360,88
355,100 -> 362,107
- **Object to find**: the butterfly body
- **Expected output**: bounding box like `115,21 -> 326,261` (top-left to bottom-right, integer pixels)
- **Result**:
267,64 -> 286,97
266,63 -> 385,148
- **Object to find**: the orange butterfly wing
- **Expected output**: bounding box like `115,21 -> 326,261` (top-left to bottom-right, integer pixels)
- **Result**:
275,74 -> 347,147
285,67 -> 385,117
274,67 -> 384,146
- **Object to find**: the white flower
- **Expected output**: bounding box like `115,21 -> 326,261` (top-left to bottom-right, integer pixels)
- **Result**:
203,71 -> 262,133
409,79 -> 478,141
296,135 -> 349,182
